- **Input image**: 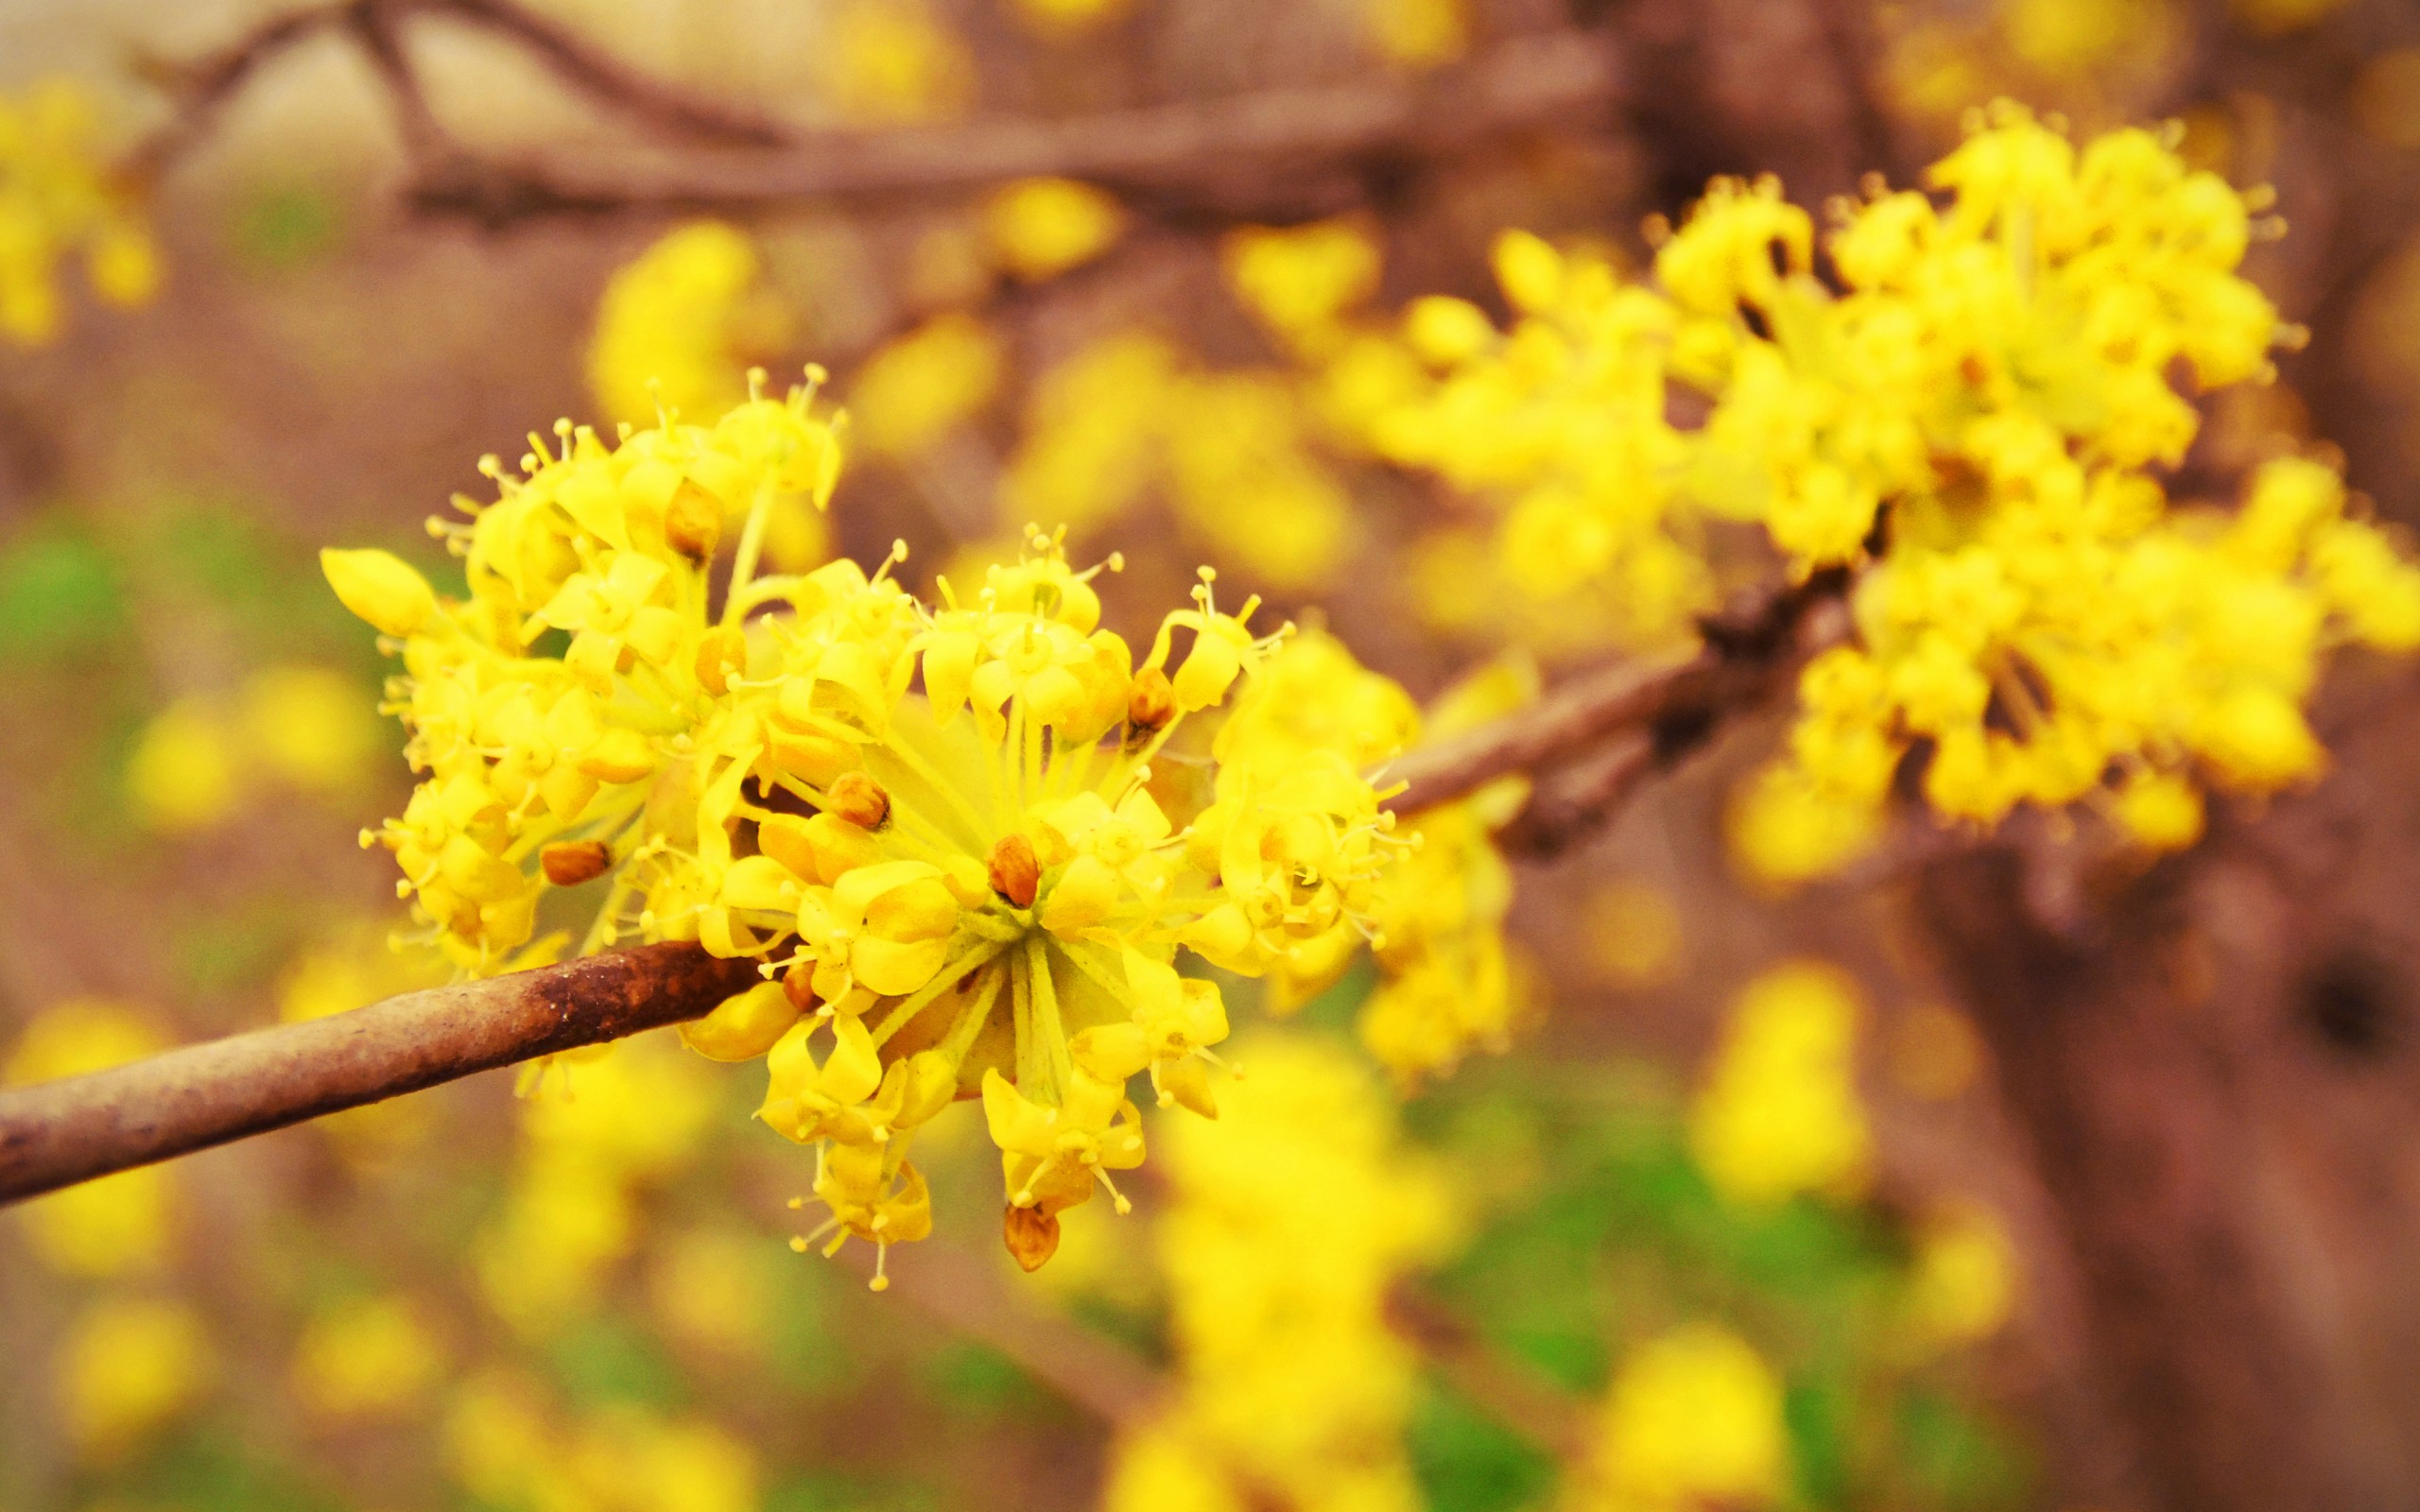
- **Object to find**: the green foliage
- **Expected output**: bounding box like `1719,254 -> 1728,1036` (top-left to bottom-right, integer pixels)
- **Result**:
1408,1383 -> 1557,1512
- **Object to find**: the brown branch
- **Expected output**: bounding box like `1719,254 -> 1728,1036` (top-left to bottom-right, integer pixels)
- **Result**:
123,4 -> 343,185
1387,1284 -> 1592,1456
421,0 -> 791,147
0,941 -> 758,1204
1392,567 -> 1850,817
401,29 -> 1621,227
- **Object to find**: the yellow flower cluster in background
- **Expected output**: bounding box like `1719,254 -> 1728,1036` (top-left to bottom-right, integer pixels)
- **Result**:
1103,1031 -> 1457,1512
1342,105 -> 2420,873
1688,962 -> 1873,1208
983,177 -> 1125,282
1571,1323 -> 1790,1512
323,376 -> 1440,1278
125,663 -> 381,834
475,1033 -> 717,1332
588,221 -> 782,430
811,0 -> 977,127
7,1000 -> 179,1276
447,1366 -> 757,1512
0,78 -> 158,347
1232,635 -> 1533,1082
1002,329 -> 1361,592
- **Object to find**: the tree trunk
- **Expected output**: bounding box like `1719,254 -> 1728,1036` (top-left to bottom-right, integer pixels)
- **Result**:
1913,670 -> 2420,1512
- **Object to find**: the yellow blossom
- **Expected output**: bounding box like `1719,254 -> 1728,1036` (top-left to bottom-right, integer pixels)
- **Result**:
126,696 -> 242,833
0,78 -> 160,347
984,178 -> 1125,281
587,221 -> 782,429
1573,1324 -> 1789,1512
848,312 -> 1003,458
1689,961 -> 1873,1207
290,1294 -> 446,1420
327,361 -> 1418,1278
7,1000 -> 176,1277
812,0 -> 976,127
59,1296 -> 210,1462
1102,1031 -> 1457,1512
1904,1201 -> 2021,1348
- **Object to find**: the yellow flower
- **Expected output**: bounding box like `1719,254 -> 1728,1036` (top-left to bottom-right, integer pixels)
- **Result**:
7,1000 -> 176,1277
58,1297 -> 210,1462
1904,1201 -> 2021,1348
811,0 -> 976,127
1362,0 -> 1467,66
587,221 -> 779,429
847,312 -> 1003,459
1576,1324 -> 1789,1511
290,1295 -> 446,1420
330,362 -> 1419,1277
0,79 -> 161,347
240,662 -> 380,792
126,696 -> 243,833
1689,961 -> 1873,1206
1102,1031 -> 1456,1512
984,178 -> 1125,281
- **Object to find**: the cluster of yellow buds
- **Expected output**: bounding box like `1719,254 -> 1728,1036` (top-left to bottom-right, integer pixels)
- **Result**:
1357,102 -> 2420,873
0,78 -> 159,347
325,382 -> 1421,1280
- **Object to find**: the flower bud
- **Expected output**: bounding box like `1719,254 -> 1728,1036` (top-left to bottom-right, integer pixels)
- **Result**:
540,839 -> 612,886
988,833 -> 1040,908
320,549 -> 435,638
826,771 -> 890,829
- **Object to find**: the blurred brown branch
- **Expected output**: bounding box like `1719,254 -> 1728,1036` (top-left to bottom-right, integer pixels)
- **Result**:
0,941 -> 758,1203
123,5 -> 1619,228
1392,567 -> 1850,843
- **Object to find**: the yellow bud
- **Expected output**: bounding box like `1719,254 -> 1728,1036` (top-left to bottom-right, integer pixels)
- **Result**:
680,980 -> 803,1061
320,549 -> 435,638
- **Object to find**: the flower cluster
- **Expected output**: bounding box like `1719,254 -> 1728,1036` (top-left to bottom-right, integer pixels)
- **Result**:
1352,103 -> 2420,869
325,383 -> 1419,1279
586,221 -> 778,430
1687,961 -> 1874,1208
0,78 -> 158,347
1102,1031 -> 1457,1512
1571,1323 -> 1791,1512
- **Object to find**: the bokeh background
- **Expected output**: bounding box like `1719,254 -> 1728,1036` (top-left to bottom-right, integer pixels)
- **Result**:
3,0 -> 2418,1509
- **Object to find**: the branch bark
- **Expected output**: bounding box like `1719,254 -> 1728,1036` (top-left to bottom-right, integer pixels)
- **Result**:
0,941 -> 758,1204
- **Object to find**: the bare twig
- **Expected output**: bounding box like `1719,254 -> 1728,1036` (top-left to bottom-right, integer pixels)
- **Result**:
406,29 -> 1617,225
0,941 -> 758,1204
1391,568 -> 1849,817
420,0 -> 792,147
124,5 -> 342,185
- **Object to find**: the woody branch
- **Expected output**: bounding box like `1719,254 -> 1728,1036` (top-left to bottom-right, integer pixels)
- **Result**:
0,576 -> 1841,1205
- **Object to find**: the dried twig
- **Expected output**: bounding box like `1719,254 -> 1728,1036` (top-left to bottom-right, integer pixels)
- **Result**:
0,941 -> 758,1204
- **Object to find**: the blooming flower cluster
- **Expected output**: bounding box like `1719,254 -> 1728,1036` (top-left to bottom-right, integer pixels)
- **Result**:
1571,1323 -> 1790,1512
1103,1031 -> 1457,1512
324,380 -> 1424,1280
0,78 -> 158,347
1353,103 -> 2420,872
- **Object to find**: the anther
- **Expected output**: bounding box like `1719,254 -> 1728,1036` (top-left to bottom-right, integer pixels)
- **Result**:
1003,1204 -> 1060,1272
988,833 -> 1040,909
1127,668 -> 1176,732
826,772 -> 890,830
541,839 -> 613,887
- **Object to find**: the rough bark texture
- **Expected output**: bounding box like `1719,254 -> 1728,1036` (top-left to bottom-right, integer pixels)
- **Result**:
1914,667 -> 2420,1511
0,941 -> 759,1203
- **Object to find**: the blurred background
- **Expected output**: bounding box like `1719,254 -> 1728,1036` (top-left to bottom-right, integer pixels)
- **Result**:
2,0 -> 2418,1509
